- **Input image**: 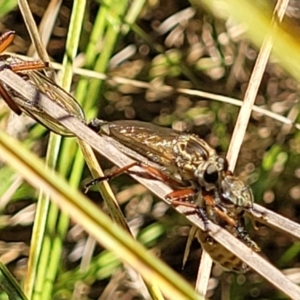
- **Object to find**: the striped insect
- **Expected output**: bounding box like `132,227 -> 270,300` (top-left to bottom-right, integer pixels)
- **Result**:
0,30 -> 85,136
192,190 -> 260,273
196,222 -> 259,273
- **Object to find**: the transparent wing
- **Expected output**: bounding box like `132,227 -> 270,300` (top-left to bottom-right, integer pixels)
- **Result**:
107,120 -> 179,165
2,56 -> 85,136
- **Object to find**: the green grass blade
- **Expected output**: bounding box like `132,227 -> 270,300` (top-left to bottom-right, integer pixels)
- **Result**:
0,128 -> 202,300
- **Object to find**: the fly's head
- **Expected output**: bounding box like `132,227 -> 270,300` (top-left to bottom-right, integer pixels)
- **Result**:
194,156 -> 228,191
220,175 -> 254,211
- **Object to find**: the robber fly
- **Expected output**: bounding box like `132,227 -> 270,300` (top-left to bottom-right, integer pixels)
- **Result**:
87,120 -> 256,222
0,31 -> 85,136
86,119 -> 260,272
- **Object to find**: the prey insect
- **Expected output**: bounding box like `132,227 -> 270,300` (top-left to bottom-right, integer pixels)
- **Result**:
196,221 -> 259,273
182,202 -> 260,273
191,192 -> 260,273
86,119 -> 260,272
0,31 -> 85,136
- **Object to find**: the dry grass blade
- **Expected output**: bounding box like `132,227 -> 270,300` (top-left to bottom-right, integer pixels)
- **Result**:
1,69 -> 300,299
18,0 -> 54,79
252,204 -> 300,240
195,248 -> 213,295
197,0 -> 291,291
26,0 -> 63,57
6,55 -> 300,129
227,0 -> 290,170
18,0 -> 49,62
0,125 -> 201,300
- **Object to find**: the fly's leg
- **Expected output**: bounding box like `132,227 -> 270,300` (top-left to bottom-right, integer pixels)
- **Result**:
233,221 -> 260,252
0,31 -> 48,72
203,191 -> 237,227
0,59 -> 48,115
0,31 -> 15,53
83,161 -> 211,225
0,83 -> 21,114
0,31 -> 21,114
0,30 -> 49,115
167,189 -> 237,230
7,60 -> 49,72
84,162 -> 139,192
214,205 -> 237,227
171,198 -> 210,231
167,190 -> 209,230
84,161 -> 183,193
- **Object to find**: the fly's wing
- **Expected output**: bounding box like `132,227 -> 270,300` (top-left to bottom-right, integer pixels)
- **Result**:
3,57 -> 85,136
105,120 -> 180,166
17,71 -> 85,136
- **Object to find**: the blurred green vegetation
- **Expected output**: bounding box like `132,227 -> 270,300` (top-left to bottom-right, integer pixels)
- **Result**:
0,0 -> 299,299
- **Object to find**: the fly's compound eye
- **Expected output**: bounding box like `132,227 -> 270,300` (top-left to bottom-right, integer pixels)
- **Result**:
204,164 -> 219,183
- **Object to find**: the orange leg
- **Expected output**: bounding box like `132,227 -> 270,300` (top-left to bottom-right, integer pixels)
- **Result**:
203,192 -> 237,227
0,30 -> 49,72
0,31 -> 49,114
138,164 -> 183,186
166,189 -> 196,201
8,60 -> 49,72
0,83 -> 22,115
84,161 -> 238,230
0,31 -> 15,53
0,59 -> 49,114
84,161 -> 183,192
167,189 -> 237,229
84,162 -> 139,192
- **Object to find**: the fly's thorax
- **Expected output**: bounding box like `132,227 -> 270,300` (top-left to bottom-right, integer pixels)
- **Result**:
96,120 -> 110,135
172,133 -> 228,190
173,134 -> 213,163
221,175 -> 254,210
